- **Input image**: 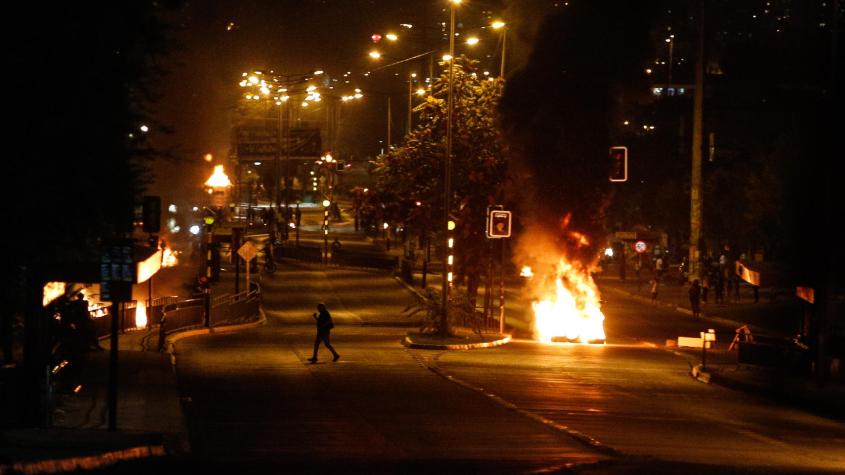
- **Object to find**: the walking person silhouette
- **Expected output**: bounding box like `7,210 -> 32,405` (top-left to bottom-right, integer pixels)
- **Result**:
308,303 -> 340,363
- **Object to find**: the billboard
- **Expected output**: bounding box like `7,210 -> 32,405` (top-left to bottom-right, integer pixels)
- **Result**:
235,126 -> 321,158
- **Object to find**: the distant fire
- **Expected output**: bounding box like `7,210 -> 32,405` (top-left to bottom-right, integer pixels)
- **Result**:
526,258 -> 606,344
520,266 -> 534,278
162,246 -> 179,267
42,282 -> 66,307
135,300 -> 148,329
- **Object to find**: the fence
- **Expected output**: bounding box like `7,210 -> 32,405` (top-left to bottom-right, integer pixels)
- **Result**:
209,287 -> 261,327
90,285 -> 261,347
91,296 -> 180,338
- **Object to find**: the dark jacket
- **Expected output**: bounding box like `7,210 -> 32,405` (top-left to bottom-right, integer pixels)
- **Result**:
315,309 -> 334,333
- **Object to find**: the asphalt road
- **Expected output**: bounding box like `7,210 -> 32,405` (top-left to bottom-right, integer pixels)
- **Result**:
164,251 -> 845,473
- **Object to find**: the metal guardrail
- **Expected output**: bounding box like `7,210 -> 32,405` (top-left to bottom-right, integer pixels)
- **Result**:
91,296 -> 180,338
156,284 -> 262,350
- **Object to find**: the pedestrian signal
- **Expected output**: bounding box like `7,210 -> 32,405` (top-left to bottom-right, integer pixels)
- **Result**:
609,146 -> 628,182
487,210 -> 512,238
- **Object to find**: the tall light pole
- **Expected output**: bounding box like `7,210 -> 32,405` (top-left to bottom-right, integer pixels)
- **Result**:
689,1 -> 704,281
441,0 -> 459,336
666,34 -> 675,89
491,20 -> 507,78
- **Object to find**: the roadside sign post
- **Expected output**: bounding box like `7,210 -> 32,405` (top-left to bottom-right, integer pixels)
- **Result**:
100,238 -> 135,431
237,241 -> 258,293
486,207 -> 512,334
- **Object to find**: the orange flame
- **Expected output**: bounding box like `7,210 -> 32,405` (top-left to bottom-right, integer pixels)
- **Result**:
162,247 -> 179,267
42,282 -> 66,307
520,266 -> 534,278
530,258 -> 606,344
135,300 -> 148,329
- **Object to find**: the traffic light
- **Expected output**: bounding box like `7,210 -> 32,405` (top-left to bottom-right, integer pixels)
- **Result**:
487,210 -> 512,238
142,196 -> 161,233
609,146 -> 628,182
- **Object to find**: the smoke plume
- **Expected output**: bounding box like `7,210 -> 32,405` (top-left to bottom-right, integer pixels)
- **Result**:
499,1 -> 655,276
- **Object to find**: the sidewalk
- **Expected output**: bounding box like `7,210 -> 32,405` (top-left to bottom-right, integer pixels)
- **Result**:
0,329 -> 187,473
0,261 -> 265,473
598,275 -> 845,420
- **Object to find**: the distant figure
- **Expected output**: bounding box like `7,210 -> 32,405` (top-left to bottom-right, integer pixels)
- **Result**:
649,278 -> 659,301
714,271 -> 724,304
71,293 -> 102,351
295,203 -> 302,228
331,238 -> 342,254
655,256 -> 665,281
688,279 -> 702,320
308,303 -> 340,363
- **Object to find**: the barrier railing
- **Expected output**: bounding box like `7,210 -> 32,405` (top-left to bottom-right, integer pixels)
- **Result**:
89,284 -> 261,350
90,296 -> 181,338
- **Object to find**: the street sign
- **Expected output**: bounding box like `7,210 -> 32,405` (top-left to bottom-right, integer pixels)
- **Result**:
487,210 -> 512,238
100,239 -> 135,302
235,126 -> 322,158
237,241 -> 258,262
634,240 -> 647,253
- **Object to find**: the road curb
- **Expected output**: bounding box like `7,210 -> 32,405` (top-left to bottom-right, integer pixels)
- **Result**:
0,442 -> 167,475
690,363 -> 711,383
601,285 -> 765,334
165,309 -> 268,357
402,333 -> 512,350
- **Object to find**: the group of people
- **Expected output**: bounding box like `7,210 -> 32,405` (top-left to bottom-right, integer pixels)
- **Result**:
638,249 -> 742,320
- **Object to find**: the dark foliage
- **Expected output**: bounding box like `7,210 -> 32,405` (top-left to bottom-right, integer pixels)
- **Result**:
5,2 -> 182,266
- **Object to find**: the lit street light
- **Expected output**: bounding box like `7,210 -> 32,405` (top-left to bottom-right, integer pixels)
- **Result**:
491,20 -> 507,78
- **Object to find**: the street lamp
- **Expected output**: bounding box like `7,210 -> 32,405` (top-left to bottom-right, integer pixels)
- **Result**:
491,20 -> 507,78
441,0 -> 460,336
238,69 -> 326,240
665,34 -> 675,89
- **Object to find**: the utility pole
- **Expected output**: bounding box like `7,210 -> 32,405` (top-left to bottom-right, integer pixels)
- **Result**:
441,3 -> 457,337
688,0 -> 705,282
386,95 -> 392,150
407,76 -> 413,135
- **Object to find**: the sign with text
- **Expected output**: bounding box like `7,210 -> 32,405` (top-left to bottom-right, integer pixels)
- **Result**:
236,127 -> 322,158
100,239 -> 135,302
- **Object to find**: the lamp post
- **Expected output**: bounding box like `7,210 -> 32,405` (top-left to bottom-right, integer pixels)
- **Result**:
491,20 -> 507,78
441,0 -> 460,337
665,34 -> 675,89
238,69 -> 324,242
367,48 -> 438,143
203,165 -> 232,284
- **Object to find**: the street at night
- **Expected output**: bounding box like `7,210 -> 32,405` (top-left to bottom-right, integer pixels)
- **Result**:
3,1 -> 843,474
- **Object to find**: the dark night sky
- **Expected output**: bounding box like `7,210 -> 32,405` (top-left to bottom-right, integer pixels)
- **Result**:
149,0 -> 519,206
